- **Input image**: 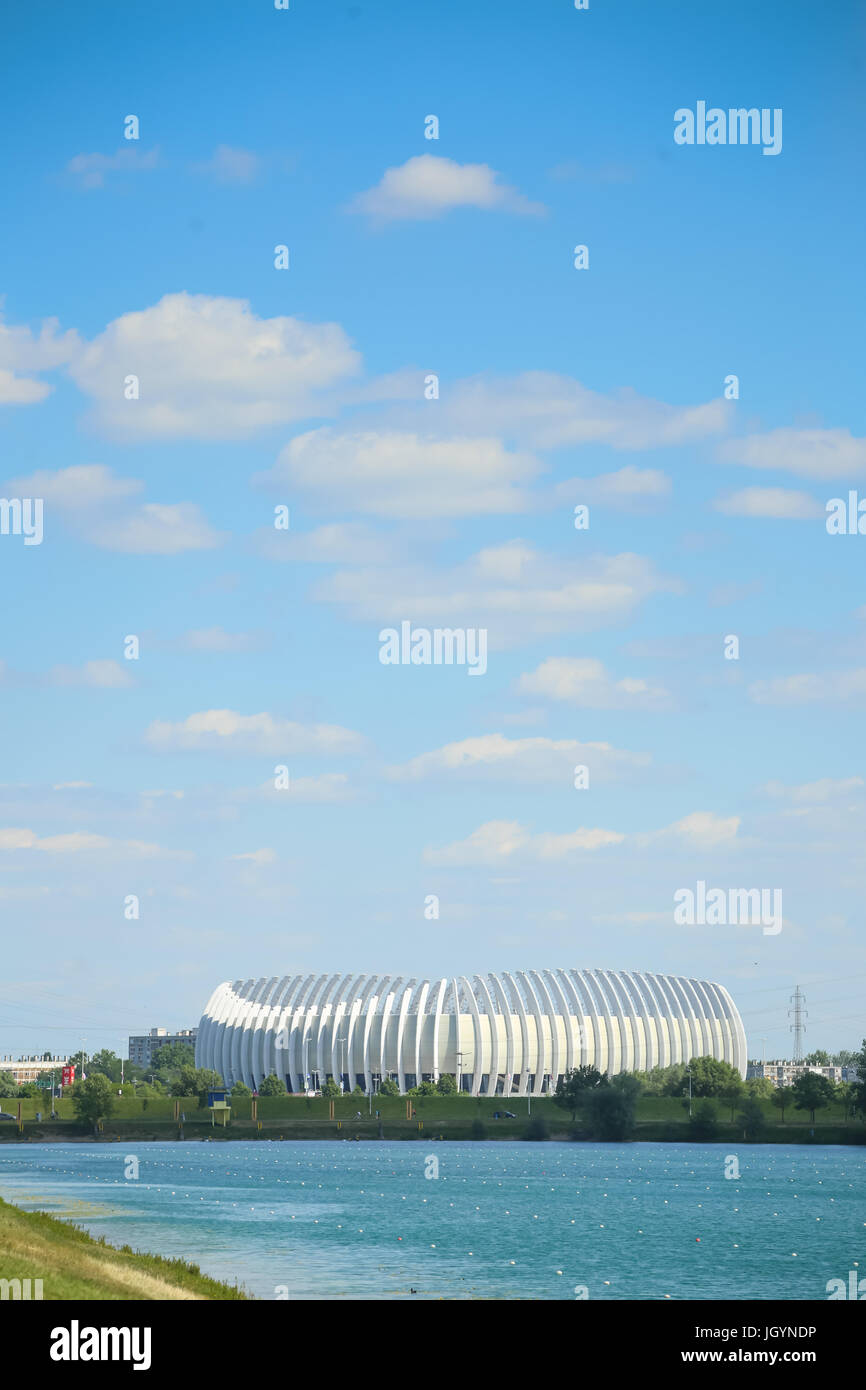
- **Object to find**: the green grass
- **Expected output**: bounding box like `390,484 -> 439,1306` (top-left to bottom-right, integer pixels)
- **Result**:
0,1194 -> 249,1300
2,1093 -> 862,1145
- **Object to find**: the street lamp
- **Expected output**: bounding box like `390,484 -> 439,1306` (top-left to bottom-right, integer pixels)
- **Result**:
524,1069 -> 532,1115
338,1036 -> 347,1093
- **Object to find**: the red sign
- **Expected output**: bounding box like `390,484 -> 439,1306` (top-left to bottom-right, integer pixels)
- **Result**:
61,1065 -> 75,1088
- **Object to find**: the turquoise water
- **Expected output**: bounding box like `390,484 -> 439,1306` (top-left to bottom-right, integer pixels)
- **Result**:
0,1141 -> 863,1300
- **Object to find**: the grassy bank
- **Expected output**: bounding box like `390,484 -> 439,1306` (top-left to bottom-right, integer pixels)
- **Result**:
0,1195 -> 248,1300
1,1093 -> 863,1144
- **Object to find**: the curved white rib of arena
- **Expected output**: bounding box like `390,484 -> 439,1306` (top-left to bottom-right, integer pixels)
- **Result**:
196,969 -> 747,1094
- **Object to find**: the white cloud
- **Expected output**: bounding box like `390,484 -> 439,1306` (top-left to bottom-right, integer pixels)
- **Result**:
193,145 -> 260,183
424,819 -> 625,866
760,777 -> 864,804
642,810 -> 741,848
145,709 -> 366,756
553,466 -> 671,510
315,544 -> 678,643
433,372 -> 730,452
99,502 -> 223,554
5,464 -> 141,509
0,315 -> 80,405
749,669 -> 866,706
181,628 -> 261,653
0,827 -> 181,856
714,487 -> 823,520
254,521 -> 406,566
4,465 -> 223,554
516,656 -> 672,709
67,293 -> 361,439
387,732 -> 649,783
351,154 -> 544,221
49,659 -> 134,689
232,848 -> 276,865
263,773 -> 355,803
261,428 -> 539,519
719,428 -> 866,480
66,146 -> 160,189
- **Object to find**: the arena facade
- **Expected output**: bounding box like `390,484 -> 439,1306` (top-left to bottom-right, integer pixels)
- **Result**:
196,969 -> 747,1095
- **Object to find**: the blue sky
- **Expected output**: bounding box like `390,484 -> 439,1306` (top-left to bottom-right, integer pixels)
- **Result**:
1,0 -> 865,1061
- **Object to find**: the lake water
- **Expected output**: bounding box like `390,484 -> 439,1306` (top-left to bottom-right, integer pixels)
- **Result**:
0,1141 -> 862,1300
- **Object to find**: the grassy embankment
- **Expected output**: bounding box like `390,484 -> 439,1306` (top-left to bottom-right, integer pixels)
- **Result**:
0,1092 -> 863,1144
0,1194 -> 248,1300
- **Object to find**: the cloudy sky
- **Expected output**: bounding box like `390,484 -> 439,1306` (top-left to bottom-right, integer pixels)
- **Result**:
1,0 -> 864,1060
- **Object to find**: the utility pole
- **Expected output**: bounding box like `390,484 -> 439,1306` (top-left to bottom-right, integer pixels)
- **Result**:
455,1050 -> 465,1096
338,1036 -> 346,1093
788,986 -> 807,1062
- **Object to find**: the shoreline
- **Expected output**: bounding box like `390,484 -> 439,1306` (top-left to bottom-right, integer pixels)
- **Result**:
2,1128 -> 864,1146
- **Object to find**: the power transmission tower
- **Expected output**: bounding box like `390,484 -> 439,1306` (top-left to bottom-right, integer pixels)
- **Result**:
788,986 -> 807,1062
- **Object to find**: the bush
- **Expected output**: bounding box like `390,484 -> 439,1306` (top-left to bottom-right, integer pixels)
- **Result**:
258,1073 -> 287,1097
524,1113 -> 549,1141
738,1097 -> 765,1140
689,1099 -> 719,1140
584,1082 -> 638,1141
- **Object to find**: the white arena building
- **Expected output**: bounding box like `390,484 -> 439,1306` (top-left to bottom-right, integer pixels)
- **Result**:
196,969 -> 747,1095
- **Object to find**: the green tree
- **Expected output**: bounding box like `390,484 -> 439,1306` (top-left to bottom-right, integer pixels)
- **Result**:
803,1050 -> 831,1066
414,1081 -> 438,1097
257,1073 -> 287,1097
745,1076 -> 774,1101
320,1078 -> 341,1099
792,1071 -> 835,1124
231,1081 -> 252,1097
634,1065 -> 682,1096
738,1097 -> 765,1140
170,1065 -> 224,1106
721,1079 -> 745,1122
0,1072 -> 18,1099
151,1042 -> 196,1082
170,1064 -> 199,1097
379,1078 -> 400,1097
834,1082 -> 852,1123
852,1040 -> 866,1119
584,1077 -> 639,1140
660,1064 -> 688,1097
72,1074 -> 116,1133
772,1085 -> 794,1123
687,1056 -> 743,1098
553,1066 -> 604,1121
435,1074 -> 456,1096
689,1099 -> 719,1140
833,1050 -> 855,1067
88,1050 -> 122,1083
